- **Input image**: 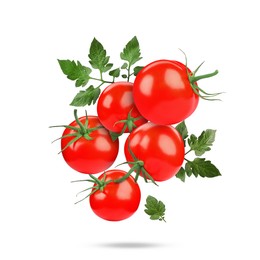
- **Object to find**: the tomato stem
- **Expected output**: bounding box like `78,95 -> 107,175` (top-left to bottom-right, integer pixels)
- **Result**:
127,64 -> 131,82
123,140 -> 158,186
190,70 -> 219,83
185,149 -> 192,155
89,76 -> 113,84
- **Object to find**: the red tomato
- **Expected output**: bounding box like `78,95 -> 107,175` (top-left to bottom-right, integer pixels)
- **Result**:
61,116 -> 119,174
133,60 -> 199,125
89,170 -> 141,221
97,82 -> 147,133
124,122 -> 185,181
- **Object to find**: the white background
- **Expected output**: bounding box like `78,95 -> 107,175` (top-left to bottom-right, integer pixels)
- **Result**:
1,0 -> 259,259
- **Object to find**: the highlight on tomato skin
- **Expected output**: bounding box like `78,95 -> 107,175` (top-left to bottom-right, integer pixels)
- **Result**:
97,81 -> 147,134
89,170 -> 141,221
61,115 -> 119,174
133,59 -> 200,125
124,122 -> 185,182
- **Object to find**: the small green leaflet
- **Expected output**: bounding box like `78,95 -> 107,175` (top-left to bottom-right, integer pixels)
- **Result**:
188,129 -> 216,156
133,66 -> 144,76
144,195 -> 166,222
58,60 -> 92,87
70,86 -> 100,106
175,167 -> 186,182
88,38 -> 113,73
120,36 -> 142,66
109,68 -> 120,78
175,121 -> 188,146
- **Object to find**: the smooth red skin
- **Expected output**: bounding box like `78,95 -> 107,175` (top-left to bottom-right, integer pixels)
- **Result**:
124,122 -> 185,181
61,116 -> 119,174
97,82 -> 147,133
133,60 -> 199,125
89,170 -> 141,221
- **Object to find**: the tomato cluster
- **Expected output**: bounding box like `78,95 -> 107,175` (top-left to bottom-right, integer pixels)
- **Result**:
52,38 -> 220,222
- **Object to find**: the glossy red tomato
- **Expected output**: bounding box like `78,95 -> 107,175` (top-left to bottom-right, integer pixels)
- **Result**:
97,82 -> 147,133
89,170 -> 141,221
61,116 -> 119,174
124,122 -> 185,181
133,60 -> 199,125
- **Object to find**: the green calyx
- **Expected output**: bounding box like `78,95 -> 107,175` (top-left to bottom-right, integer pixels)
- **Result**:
110,108 -> 143,141
50,109 -> 103,153
180,49 -> 222,101
72,169 -> 139,205
71,174 -> 109,204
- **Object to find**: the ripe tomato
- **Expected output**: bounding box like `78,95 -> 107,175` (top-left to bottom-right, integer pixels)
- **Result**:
97,82 -> 147,133
61,115 -> 119,174
133,60 -> 199,125
124,122 -> 185,181
89,170 -> 141,221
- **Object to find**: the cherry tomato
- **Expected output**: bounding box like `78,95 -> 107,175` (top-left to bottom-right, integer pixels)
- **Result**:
133,60 -> 199,125
124,122 -> 185,181
89,170 -> 141,221
97,82 -> 147,133
61,115 -> 119,174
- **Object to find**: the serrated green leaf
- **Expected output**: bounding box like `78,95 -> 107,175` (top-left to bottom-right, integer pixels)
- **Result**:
120,36 -> 142,66
70,86 -> 100,107
88,38 -> 113,73
58,60 -> 92,87
109,68 -> 120,78
189,129 -> 216,156
144,195 -> 166,222
133,66 -> 144,76
176,167 -> 186,182
176,121 -> 188,146
58,59 -> 77,76
190,158 -> 221,178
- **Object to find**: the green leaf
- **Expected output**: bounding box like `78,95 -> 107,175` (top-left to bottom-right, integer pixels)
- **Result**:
120,36 -> 142,66
189,158 -> 221,178
121,62 -> 128,69
144,195 -> 166,222
176,121 -> 188,146
88,38 -> 113,73
188,129 -> 216,156
122,74 -> 127,79
133,66 -> 144,76
185,161 -> 193,177
109,68 -> 120,78
58,60 -> 92,87
175,167 -> 186,182
187,134 -> 197,147
70,86 -> 100,106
